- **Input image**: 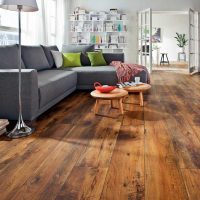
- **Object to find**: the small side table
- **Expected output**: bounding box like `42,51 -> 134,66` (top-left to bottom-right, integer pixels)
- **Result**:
90,88 -> 128,115
160,53 -> 170,65
123,84 -> 151,106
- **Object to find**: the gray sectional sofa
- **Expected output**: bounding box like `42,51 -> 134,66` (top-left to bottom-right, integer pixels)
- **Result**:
0,44 -> 148,121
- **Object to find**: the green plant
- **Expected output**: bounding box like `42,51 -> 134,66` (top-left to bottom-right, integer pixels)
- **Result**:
174,32 -> 188,48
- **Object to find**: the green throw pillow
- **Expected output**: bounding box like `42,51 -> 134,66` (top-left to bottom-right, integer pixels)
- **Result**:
87,51 -> 107,66
63,53 -> 81,67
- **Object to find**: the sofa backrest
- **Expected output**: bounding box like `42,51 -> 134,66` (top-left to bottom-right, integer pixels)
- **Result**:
103,53 -> 124,65
41,45 -> 59,68
21,45 -> 51,71
0,44 -> 25,69
62,44 -> 95,66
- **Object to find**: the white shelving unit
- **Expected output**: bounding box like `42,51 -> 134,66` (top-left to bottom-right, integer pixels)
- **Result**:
68,11 -> 128,53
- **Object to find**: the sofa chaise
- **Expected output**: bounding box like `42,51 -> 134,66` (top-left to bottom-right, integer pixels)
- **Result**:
0,44 -> 148,121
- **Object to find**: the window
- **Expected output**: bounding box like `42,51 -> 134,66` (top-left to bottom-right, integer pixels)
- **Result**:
0,0 -> 60,46
0,9 -> 18,45
0,9 -> 28,45
47,0 -> 57,45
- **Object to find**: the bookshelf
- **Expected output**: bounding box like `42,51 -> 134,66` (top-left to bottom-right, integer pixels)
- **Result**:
68,10 -> 128,53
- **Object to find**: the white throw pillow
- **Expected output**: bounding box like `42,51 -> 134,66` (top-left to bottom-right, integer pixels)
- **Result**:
51,50 -> 63,68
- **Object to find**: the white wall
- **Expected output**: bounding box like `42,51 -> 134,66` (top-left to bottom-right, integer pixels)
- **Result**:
152,14 -> 189,62
69,0 -> 200,63
71,0 -> 200,12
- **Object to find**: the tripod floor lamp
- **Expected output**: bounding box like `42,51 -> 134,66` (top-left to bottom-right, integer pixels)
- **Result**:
0,0 -> 38,138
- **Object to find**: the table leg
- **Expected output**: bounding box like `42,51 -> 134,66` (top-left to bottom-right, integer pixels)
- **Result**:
94,99 -> 99,114
119,98 -> 124,115
139,92 -> 144,106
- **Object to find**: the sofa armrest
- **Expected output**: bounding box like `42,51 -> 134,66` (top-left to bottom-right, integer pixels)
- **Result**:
103,53 -> 124,64
0,69 -> 39,121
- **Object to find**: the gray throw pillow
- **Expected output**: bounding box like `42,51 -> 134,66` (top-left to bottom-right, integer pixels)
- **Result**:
21,46 -> 50,71
0,45 -> 25,69
51,50 -> 63,68
41,45 -> 59,68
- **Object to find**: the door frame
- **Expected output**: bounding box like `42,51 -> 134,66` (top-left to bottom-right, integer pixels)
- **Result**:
189,9 -> 200,74
140,10 -> 200,74
137,8 -> 153,73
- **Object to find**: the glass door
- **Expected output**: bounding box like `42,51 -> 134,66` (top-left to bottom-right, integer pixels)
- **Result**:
138,8 -> 152,73
189,9 -> 200,74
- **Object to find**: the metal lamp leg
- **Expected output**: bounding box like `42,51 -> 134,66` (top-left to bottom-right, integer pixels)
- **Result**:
7,6 -> 34,139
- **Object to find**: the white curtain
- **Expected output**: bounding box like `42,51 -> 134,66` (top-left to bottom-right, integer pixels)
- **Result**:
22,0 -> 67,50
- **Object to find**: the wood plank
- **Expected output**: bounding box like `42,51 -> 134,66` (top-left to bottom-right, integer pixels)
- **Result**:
144,120 -> 188,200
144,72 -> 189,200
76,117 -> 121,168
100,125 -> 145,200
0,124 -> 74,200
8,123 -> 98,200
182,169 -> 200,200
54,116 -> 121,200
164,115 -> 200,169
56,166 -> 107,200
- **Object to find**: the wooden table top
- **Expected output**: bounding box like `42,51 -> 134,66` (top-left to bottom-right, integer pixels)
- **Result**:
91,88 -> 128,99
124,83 -> 151,92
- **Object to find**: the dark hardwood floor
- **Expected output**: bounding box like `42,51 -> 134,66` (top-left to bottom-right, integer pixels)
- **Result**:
0,70 -> 200,200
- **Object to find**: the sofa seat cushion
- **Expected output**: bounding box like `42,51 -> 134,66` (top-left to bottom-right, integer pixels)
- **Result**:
65,66 -> 148,89
22,46 -> 50,71
38,70 -> 77,108
65,66 -> 118,87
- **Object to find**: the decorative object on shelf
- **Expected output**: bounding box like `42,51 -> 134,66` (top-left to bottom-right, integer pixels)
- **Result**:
175,32 -> 188,53
110,8 -> 118,15
92,16 -> 98,21
109,44 -> 118,49
78,9 -> 86,15
94,82 -> 116,93
110,15 -> 117,21
79,14 -> 87,21
110,35 -> 118,43
121,14 -> 127,20
119,36 -> 125,43
0,0 -> 38,139
118,24 -> 122,32
0,119 -> 9,136
70,15 -> 76,21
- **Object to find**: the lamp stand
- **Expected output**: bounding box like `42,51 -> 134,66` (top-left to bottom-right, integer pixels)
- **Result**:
7,5 -> 34,139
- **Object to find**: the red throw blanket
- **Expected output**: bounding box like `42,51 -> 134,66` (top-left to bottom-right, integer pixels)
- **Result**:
110,61 -> 150,84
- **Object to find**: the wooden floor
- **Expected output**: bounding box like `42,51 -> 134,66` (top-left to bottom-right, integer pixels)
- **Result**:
0,70 -> 200,200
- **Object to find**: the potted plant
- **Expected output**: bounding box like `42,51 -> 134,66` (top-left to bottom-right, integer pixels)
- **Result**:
174,32 -> 188,53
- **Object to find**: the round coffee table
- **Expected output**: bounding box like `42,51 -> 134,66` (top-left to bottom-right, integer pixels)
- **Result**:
124,84 -> 151,106
90,88 -> 128,115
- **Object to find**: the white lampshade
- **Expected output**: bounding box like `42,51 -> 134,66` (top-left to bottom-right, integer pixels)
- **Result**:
0,0 -> 38,12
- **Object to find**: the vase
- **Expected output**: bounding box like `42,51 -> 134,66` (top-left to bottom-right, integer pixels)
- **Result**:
180,47 -> 185,53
